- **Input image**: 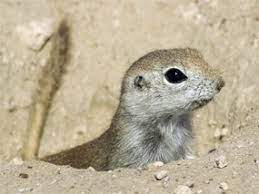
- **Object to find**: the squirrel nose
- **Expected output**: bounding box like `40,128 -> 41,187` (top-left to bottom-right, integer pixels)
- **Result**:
216,77 -> 225,91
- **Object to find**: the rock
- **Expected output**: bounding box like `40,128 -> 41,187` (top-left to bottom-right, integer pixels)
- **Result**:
154,170 -> 168,180
56,169 -> 61,175
148,161 -> 164,168
221,127 -> 229,136
214,128 -> 221,139
18,187 -> 33,193
208,119 -> 217,127
16,18 -> 54,51
87,166 -> 96,172
18,173 -> 29,179
10,157 -> 24,165
163,176 -> 170,188
152,161 -> 164,167
174,185 -> 192,194
112,174 -> 117,178
50,179 -> 57,185
215,155 -> 228,169
214,127 -> 229,140
185,181 -> 195,188
219,182 -> 229,191
204,178 -> 213,184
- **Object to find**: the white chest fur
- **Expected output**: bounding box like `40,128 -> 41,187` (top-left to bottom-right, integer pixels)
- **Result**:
111,114 -> 194,168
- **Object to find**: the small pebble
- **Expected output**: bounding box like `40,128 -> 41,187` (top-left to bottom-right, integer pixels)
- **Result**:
163,176 -> 170,188
219,182 -> 228,191
214,128 -> 221,139
196,190 -> 203,194
164,176 -> 170,182
87,166 -> 96,172
221,127 -> 229,136
237,144 -> 244,148
50,179 -> 57,185
56,169 -> 61,174
249,141 -> 254,146
215,155 -> 228,169
11,157 -> 24,165
154,170 -> 168,180
174,185 -> 192,194
186,181 -> 195,188
209,119 -> 217,127
208,148 -> 216,153
19,173 -> 29,179
204,177 -> 213,184
147,161 -> 164,169
152,161 -> 164,167
18,187 -> 33,193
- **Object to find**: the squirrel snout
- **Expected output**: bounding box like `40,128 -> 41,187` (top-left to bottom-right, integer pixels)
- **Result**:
215,77 -> 225,92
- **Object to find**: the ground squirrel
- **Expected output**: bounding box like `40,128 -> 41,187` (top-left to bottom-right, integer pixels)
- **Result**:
42,44 -> 224,170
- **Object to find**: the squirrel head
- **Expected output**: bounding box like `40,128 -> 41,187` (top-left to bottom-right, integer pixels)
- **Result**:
120,48 -> 224,120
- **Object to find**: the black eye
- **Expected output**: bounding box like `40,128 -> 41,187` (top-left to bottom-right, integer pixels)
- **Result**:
134,75 -> 144,88
164,68 -> 188,84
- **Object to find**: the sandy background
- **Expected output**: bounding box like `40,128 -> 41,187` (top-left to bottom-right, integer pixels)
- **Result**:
0,0 -> 259,193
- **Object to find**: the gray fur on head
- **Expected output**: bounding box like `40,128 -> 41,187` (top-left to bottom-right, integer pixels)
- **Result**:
108,48 -> 224,169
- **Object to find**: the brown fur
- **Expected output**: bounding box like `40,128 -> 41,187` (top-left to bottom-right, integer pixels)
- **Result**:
42,127 -> 116,171
42,47 -> 224,171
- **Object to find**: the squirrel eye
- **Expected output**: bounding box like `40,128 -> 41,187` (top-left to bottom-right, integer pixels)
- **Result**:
134,75 -> 144,88
164,68 -> 188,84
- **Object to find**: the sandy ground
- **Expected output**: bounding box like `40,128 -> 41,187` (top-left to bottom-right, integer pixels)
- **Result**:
0,0 -> 259,193
1,119 -> 259,193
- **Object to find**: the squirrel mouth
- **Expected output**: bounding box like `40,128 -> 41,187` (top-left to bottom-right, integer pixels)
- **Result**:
193,98 -> 212,108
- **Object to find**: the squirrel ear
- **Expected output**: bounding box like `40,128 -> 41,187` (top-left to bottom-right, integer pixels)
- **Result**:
134,75 -> 145,89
